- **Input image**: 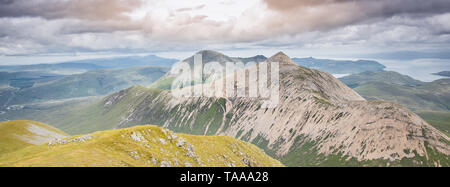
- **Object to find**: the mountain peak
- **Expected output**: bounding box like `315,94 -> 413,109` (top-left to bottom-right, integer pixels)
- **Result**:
268,51 -> 297,66
183,50 -> 234,63
196,50 -> 224,56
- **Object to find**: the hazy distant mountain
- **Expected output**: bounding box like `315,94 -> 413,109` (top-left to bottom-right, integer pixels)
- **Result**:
180,50 -> 267,65
433,71 -> 450,77
39,51 -> 449,166
0,66 -> 168,108
0,71 -> 62,89
0,55 -> 178,75
340,71 -> 424,88
292,57 -> 385,74
68,55 -> 179,69
359,51 -> 450,60
339,71 -> 450,111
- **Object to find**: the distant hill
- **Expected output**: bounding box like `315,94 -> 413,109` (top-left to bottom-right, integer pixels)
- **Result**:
0,123 -> 283,167
0,120 -> 67,155
339,71 -> 450,111
433,71 -> 450,78
292,57 -> 385,74
0,66 -> 169,108
69,55 -> 179,69
339,71 -> 424,88
0,71 -> 62,89
0,55 -> 178,75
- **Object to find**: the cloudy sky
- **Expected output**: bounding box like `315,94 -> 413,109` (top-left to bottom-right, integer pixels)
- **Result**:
0,0 -> 450,62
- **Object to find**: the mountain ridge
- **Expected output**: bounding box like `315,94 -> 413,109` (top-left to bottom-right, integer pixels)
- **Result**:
0,122 -> 283,167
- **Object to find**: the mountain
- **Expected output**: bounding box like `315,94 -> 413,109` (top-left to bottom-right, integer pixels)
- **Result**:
292,57 -> 386,75
0,123 -> 283,167
339,71 -> 424,88
149,50 -> 267,90
339,72 -> 450,111
0,55 -> 178,75
180,50 -> 267,65
0,66 -> 168,108
433,71 -> 450,78
236,55 -> 268,63
40,51 -> 449,166
0,120 -> 67,155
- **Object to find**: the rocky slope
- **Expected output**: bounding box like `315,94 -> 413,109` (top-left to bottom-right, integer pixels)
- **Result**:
0,120 -> 68,155
41,51 -> 450,166
0,124 -> 283,167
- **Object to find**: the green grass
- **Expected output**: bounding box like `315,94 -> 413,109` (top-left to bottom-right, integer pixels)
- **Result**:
149,76 -> 175,90
0,125 -> 284,167
416,111 -> 450,137
0,120 -> 68,155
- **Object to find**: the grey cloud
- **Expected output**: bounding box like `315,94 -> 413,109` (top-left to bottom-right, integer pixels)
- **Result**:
0,0 -> 450,56
263,0 -> 450,31
0,0 -> 14,5
0,0 -> 142,20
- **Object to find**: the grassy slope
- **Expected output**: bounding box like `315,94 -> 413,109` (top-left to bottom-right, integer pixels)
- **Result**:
0,125 -> 283,167
0,86 -> 159,135
149,76 -> 175,90
21,85 -> 227,136
45,86 -> 161,134
0,120 -> 68,155
352,82 -> 445,111
416,111 -> 450,137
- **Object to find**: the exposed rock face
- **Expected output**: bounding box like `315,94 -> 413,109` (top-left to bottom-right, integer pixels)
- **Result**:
66,51 -> 449,166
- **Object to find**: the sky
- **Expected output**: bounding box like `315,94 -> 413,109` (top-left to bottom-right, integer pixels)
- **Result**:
0,0 -> 450,64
